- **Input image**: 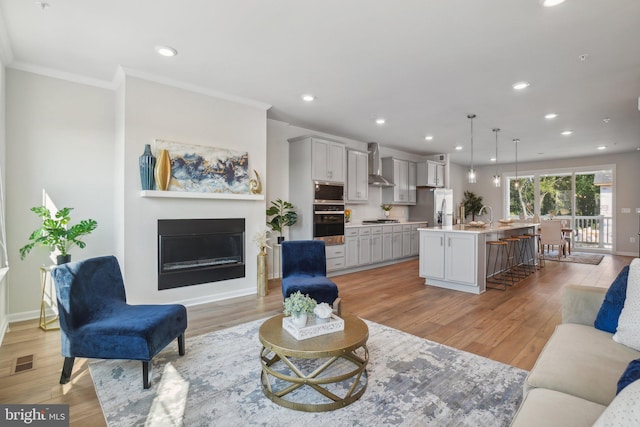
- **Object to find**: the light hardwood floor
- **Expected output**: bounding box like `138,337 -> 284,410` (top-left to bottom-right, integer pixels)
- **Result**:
0,253 -> 633,426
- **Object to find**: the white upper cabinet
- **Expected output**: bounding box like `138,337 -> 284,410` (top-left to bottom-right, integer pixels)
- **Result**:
311,138 -> 345,183
381,157 -> 416,205
417,160 -> 445,187
346,149 -> 368,202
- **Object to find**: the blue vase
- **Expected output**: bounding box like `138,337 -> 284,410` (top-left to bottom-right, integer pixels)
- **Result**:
139,144 -> 156,190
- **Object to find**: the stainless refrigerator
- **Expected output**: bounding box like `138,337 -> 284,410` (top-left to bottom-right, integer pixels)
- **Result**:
409,188 -> 454,226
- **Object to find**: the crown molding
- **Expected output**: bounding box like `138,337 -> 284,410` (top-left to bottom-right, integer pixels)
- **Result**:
9,61 -> 115,90
119,67 -> 272,111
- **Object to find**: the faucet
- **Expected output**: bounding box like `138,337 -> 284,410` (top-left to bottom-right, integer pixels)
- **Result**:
479,205 -> 494,226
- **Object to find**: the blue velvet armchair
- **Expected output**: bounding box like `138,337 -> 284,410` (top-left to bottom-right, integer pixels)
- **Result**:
281,240 -> 339,305
51,255 -> 187,389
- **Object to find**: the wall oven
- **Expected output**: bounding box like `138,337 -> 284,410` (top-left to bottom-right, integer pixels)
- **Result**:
313,182 -> 345,245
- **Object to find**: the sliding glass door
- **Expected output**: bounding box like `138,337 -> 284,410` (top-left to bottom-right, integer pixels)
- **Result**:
505,167 -> 613,252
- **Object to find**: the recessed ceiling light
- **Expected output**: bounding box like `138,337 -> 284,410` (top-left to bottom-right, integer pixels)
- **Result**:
544,113 -> 558,120
597,146 -> 607,150
425,135 -> 434,141
301,94 -> 315,102
155,45 -> 177,57
455,146 -> 463,151
376,118 -> 386,125
490,157 -> 496,162
513,81 -> 530,90
602,117 -> 611,124
561,130 -> 573,136
541,0 -> 566,7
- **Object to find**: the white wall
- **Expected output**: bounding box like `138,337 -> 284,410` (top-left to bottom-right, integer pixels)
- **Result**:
459,151 -> 640,255
0,60 -> 7,339
118,74 -> 268,305
6,69 -> 115,319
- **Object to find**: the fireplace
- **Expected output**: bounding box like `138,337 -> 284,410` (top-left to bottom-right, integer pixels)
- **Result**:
158,218 -> 245,290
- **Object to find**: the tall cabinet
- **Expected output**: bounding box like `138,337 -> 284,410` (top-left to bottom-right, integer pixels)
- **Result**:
346,149 -> 368,203
381,157 -> 417,205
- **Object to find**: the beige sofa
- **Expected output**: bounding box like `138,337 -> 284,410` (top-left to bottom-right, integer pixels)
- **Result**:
510,284 -> 640,427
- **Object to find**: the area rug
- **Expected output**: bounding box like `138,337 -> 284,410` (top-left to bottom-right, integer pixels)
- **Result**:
543,250 -> 604,265
89,318 -> 527,427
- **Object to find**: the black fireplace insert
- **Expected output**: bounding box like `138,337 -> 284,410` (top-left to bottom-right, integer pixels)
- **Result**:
158,218 -> 245,290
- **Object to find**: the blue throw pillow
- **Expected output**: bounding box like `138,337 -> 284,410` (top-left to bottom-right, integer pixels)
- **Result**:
617,359 -> 640,394
594,266 -> 630,333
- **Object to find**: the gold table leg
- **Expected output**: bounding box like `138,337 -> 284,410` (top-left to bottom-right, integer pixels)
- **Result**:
39,266 -> 59,331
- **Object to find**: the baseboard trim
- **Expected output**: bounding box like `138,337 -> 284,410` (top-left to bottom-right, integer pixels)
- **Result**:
0,316 -> 8,346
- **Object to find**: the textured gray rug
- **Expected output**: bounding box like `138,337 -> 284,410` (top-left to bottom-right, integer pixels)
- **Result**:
543,250 -> 604,265
89,318 -> 527,426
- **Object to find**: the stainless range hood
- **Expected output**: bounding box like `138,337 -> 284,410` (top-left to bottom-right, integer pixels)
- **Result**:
368,142 -> 394,187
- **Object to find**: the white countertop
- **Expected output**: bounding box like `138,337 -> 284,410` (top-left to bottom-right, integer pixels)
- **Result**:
418,222 -> 538,234
346,220 -> 428,228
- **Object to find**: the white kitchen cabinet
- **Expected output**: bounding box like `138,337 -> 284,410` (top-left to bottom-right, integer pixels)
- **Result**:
419,230 -> 477,286
392,225 -> 403,258
382,227 -> 393,261
358,228 -> 372,265
345,229 -> 359,268
325,244 -> 346,272
410,224 -> 424,255
417,161 -> 445,188
402,225 -> 412,257
371,227 -> 383,263
382,157 -> 416,205
311,138 -> 346,183
346,149 -> 368,202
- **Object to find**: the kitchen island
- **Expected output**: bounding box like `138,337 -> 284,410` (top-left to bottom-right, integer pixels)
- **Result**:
418,223 -> 538,294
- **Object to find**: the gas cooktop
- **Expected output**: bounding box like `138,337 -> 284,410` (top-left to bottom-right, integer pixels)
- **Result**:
361,219 -> 400,224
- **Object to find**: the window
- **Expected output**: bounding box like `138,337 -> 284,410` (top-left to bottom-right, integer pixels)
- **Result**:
507,175 -> 534,219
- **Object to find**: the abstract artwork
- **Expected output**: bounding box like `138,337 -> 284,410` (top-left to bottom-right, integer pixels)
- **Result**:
154,139 -> 250,194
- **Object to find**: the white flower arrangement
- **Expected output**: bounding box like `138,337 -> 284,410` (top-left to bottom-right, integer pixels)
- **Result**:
252,229 -> 271,250
283,291 -> 317,316
314,302 -> 333,319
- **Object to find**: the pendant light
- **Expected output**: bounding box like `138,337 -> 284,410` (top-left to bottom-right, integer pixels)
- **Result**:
492,128 -> 501,187
467,114 -> 477,183
513,138 -> 520,189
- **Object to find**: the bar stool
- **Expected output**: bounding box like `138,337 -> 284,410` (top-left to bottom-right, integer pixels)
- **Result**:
524,232 -> 545,269
499,236 -> 525,282
516,235 -> 535,276
486,240 -> 512,291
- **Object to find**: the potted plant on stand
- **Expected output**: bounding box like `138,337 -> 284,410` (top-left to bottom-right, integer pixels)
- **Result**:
19,206 -> 98,265
266,199 -> 298,244
283,291 -> 317,328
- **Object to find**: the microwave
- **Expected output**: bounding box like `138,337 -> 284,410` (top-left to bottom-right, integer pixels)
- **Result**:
314,182 -> 344,204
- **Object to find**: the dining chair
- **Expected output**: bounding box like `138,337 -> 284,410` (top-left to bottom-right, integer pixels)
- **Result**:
539,220 -> 566,260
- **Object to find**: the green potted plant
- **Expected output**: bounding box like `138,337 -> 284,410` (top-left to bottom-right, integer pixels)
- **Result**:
380,204 -> 393,217
463,191 -> 484,221
283,291 -> 317,327
266,199 -> 298,244
19,206 -> 98,265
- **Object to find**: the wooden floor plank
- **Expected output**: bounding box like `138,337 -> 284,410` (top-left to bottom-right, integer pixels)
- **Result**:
0,253 -> 633,426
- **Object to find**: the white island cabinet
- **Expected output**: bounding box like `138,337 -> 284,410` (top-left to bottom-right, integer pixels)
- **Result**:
419,223 -> 537,294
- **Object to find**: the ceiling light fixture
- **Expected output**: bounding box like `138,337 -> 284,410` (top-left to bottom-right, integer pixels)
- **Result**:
376,118 -> 386,125
513,139 -> 520,189
544,113 -> 558,119
541,0 -> 566,7
301,94 -> 315,102
603,117 -> 611,124
425,135 -> 434,141
492,128 -> 501,187
455,146 -> 463,151
467,114 -> 477,184
561,130 -> 573,136
512,81 -> 530,90
155,46 -> 177,57
597,146 -> 607,150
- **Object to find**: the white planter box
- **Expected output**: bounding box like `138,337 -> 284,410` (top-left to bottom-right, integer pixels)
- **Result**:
282,314 -> 345,340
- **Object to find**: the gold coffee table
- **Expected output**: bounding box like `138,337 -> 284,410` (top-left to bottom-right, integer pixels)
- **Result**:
259,313 -> 369,412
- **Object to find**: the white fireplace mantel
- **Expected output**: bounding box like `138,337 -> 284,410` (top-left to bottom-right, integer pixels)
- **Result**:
140,190 -> 265,201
